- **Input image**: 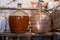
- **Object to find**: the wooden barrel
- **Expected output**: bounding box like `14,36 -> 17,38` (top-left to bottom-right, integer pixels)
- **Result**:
9,11 -> 29,33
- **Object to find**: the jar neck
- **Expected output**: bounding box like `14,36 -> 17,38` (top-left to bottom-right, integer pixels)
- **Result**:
38,2 -> 42,12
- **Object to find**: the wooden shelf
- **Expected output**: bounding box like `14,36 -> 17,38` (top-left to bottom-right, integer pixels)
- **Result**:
0,32 -> 53,37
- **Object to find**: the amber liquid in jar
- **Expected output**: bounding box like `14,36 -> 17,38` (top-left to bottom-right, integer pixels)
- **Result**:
9,11 -> 29,33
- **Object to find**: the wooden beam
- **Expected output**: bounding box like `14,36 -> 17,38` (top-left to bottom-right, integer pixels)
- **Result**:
0,7 -> 38,10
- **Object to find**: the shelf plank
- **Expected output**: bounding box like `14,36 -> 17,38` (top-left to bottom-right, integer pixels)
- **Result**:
0,32 -> 53,37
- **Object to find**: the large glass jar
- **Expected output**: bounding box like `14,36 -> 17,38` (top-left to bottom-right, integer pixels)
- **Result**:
9,10 -> 29,33
31,10 -> 52,33
52,5 -> 60,31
